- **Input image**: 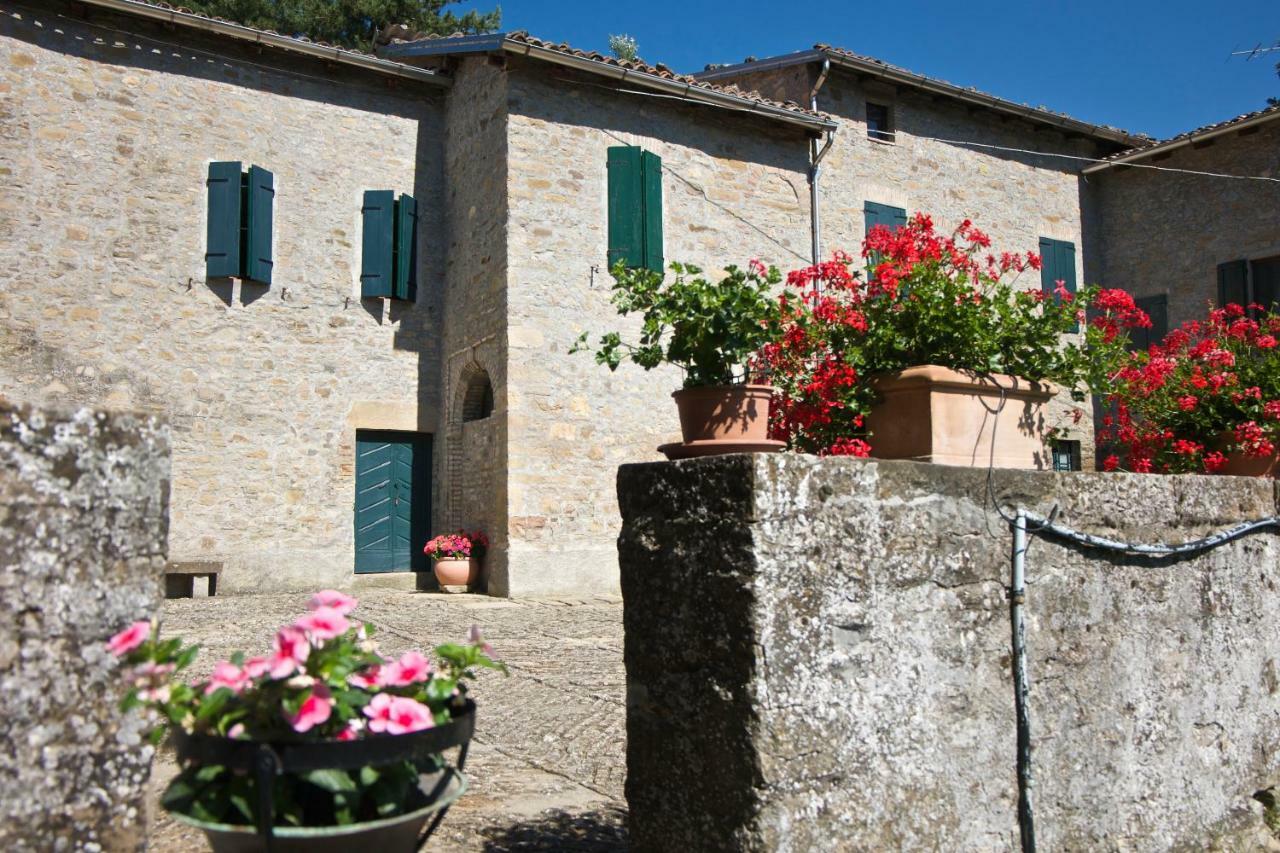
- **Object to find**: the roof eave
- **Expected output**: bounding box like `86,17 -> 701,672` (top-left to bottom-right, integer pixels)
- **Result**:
381,35 -> 836,132
75,0 -> 450,86
697,49 -> 1143,147
1082,108 -> 1280,173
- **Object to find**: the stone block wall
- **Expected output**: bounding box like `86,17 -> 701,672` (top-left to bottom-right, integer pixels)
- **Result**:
619,454 -> 1280,851
1096,119 -> 1280,328
502,63 -> 814,595
0,402 -> 169,851
0,2 -> 446,592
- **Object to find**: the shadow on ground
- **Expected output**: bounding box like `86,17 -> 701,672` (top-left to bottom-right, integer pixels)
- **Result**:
478,807 -> 629,851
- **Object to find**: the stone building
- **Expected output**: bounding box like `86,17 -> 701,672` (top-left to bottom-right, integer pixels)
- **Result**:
1086,104 -> 1280,341
3,0 -> 1255,597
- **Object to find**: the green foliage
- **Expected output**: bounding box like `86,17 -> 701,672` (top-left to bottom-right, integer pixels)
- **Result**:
178,0 -> 501,52
573,260 -> 782,388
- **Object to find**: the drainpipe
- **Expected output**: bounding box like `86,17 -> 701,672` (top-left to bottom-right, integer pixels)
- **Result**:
808,58 -> 834,288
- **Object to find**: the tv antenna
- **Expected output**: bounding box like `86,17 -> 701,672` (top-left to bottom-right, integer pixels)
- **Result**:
1229,41 -> 1280,61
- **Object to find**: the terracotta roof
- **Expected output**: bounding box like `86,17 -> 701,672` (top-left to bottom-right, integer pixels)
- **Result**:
1088,102 -> 1280,167
697,46 -> 1149,147
376,29 -> 836,130
70,0 -> 449,85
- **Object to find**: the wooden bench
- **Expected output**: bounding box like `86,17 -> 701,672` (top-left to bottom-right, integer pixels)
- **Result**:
164,561 -> 222,598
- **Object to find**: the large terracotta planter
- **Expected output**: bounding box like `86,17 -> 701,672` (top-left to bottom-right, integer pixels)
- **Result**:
659,384 -> 784,460
864,365 -> 1057,469
1217,449 -> 1280,477
433,558 -> 476,587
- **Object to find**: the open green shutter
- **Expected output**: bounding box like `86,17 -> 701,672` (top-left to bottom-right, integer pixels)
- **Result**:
206,161 -> 242,278
1253,257 -> 1280,311
1131,294 -> 1168,351
641,151 -> 663,273
244,165 -> 274,284
1217,259 -> 1248,309
1057,241 -> 1077,297
864,201 -> 906,235
361,190 -> 394,299
1039,238 -> 1055,294
607,146 -> 644,269
394,194 -> 417,301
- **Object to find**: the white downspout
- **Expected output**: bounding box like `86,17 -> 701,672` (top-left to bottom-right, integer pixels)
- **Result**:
809,58 -> 833,273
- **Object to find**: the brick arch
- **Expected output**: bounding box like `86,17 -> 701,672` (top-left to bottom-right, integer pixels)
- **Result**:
445,360 -> 496,529
460,367 -> 494,423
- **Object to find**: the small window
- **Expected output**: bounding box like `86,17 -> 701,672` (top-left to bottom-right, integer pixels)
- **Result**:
462,370 -> 494,422
1220,255 -> 1280,315
361,190 -> 417,301
866,102 -> 894,143
206,161 -> 273,284
1051,440 -> 1082,472
1129,294 -> 1168,352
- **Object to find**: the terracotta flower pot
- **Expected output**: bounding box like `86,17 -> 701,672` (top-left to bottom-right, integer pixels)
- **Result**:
864,365 -> 1057,469
433,558 -> 476,587
1216,448 -> 1280,477
659,384 -> 784,459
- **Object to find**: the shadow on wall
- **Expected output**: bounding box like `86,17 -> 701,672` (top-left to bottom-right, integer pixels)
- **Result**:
478,807 -> 629,852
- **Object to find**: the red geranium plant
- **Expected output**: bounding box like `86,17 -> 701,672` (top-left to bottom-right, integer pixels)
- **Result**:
1096,303 -> 1280,473
424,530 -> 488,561
757,213 -> 1149,456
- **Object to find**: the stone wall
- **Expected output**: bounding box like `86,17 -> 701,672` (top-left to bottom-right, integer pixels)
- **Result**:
0,2 -> 446,592
0,402 -> 169,851
1096,119 -> 1280,328
502,62 -> 814,595
619,454 -> 1280,851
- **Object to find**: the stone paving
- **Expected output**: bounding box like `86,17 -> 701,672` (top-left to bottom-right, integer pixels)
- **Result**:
146,589 -> 628,851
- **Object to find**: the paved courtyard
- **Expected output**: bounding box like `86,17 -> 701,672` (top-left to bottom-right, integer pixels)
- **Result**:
147,590 -> 629,851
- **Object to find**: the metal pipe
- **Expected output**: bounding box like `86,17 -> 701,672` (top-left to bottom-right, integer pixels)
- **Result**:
1009,510 -> 1036,852
809,58 -> 832,269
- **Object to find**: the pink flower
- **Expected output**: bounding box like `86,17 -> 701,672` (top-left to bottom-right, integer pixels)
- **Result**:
205,661 -> 250,695
242,656 -> 270,679
227,723 -> 246,739
382,651 -> 432,686
108,621 -> 151,657
294,607 -> 350,642
287,684 -> 332,733
363,693 -> 435,735
336,718 -> 364,742
309,590 -> 357,615
269,627 -> 310,679
347,665 -> 383,690
467,624 -> 494,655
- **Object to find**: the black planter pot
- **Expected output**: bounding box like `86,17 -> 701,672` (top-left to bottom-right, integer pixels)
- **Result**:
166,699 -> 476,852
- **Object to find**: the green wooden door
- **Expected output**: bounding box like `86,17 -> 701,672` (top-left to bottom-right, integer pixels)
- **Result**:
354,431 -> 431,574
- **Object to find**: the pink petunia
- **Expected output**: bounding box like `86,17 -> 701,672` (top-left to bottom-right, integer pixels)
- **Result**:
287,684 -> 332,733
336,718 -> 364,742
242,656 -> 270,679
268,627 -> 310,679
309,590 -> 358,615
466,624 -> 494,655
294,607 -> 350,642
382,651 -> 432,686
347,665 -> 383,690
363,693 -> 435,735
227,723 -> 246,740
108,621 -> 151,657
205,661 -> 250,695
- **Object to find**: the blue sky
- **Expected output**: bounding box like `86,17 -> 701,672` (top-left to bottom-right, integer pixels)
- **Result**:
470,0 -> 1278,140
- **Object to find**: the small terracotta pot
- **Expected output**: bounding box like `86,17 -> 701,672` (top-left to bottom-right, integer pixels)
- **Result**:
864,365 -> 1057,470
433,558 -> 476,587
672,384 -> 775,443
660,384 -> 785,460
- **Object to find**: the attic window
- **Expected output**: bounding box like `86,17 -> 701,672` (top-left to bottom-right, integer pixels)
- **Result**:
866,102 -> 895,143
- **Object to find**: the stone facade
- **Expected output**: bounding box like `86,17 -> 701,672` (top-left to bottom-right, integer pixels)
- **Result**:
1095,117 -> 1280,329
619,454 -> 1280,851
0,2 -> 448,592
0,402 -> 169,851
502,62 -> 813,595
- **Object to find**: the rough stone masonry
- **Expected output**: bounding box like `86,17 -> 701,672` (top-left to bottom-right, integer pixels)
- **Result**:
619,454 -> 1280,851
0,402 -> 169,851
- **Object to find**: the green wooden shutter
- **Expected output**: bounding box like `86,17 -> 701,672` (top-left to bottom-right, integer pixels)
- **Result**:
394,194 -> 417,301
1131,294 -> 1168,351
864,201 -> 906,235
361,190 -> 394,299
607,146 -> 644,270
641,150 -> 663,273
1056,241 -> 1077,298
206,161 -> 242,278
1039,238 -> 1078,331
1217,259 -> 1248,309
244,165 -> 274,284
1252,257 -> 1280,311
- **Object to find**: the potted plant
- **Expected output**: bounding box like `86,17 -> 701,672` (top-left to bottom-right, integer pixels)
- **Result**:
107,591 -> 504,851
760,215 -> 1148,468
1096,302 -> 1280,476
424,530 -> 487,588
573,260 -> 785,459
